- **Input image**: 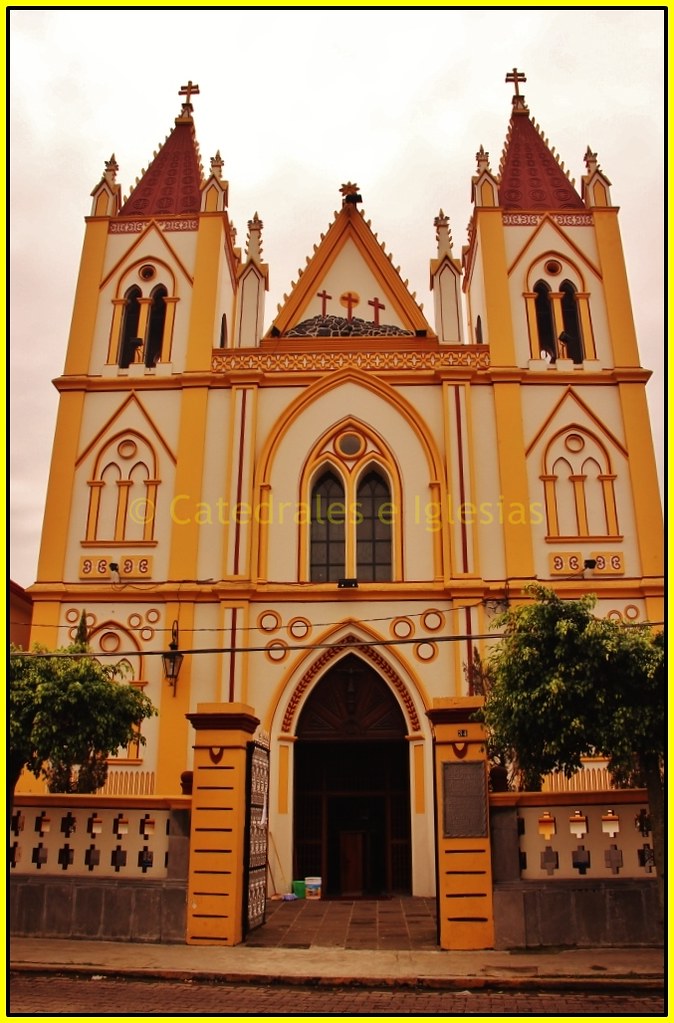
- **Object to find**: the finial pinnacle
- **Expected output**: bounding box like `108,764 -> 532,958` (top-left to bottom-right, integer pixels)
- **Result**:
340,181 -> 362,207
505,67 -> 528,112
178,80 -> 200,119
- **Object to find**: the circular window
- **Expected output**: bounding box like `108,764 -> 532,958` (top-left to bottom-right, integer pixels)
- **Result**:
117,439 -> 138,460
266,641 -> 288,662
258,610 -> 281,633
545,259 -> 562,276
336,431 -> 364,457
288,618 -> 311,640
564,433 -> 585,453
139,264 -> 156,281
99,631 -> 121,653
414,642 -> 437,662
422,609 -> 445,632
391,617 -> 414,639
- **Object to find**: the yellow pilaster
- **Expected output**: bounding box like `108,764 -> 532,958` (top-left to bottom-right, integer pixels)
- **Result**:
618,384 -> 664,579
27,600 -> 62,652
524,293 -> 539,358
474,210 -> 516,366
107,299 -> 126,364
186,215 -> 226,372
186,703 -> 259,946
575,293 -> 596,359
36,391 -> 86,582
155,602 -> 195,795
593,210 -> 641,366
162,297 -> 179,362
428,697 -> 494,950
599,475 -> 619,536
63,218 -> 110,376
570,475 -> 589,535
542,476 -> 559,537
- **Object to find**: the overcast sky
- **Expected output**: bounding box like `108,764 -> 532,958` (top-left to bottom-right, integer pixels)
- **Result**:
9,8 -> 664,589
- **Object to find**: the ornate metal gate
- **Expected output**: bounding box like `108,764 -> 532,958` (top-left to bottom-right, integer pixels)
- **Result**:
243,738 -> 270,935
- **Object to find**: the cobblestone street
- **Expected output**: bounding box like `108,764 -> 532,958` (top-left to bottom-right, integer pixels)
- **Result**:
9,973 -> 665,1017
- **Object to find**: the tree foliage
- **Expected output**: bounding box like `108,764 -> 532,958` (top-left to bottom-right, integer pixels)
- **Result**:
9,643 -> 157,797
483,585 -> 664,790
484,584 -> 664,917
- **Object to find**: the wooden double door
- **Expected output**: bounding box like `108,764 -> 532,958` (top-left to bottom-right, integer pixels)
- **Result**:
293,655 -> 412,897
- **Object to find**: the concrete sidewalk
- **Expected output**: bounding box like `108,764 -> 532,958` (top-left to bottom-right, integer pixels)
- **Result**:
9,937 -> 665,991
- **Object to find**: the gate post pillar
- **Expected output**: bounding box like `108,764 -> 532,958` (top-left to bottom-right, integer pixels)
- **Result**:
427,697 -> 495,950
185,702 -> 259,945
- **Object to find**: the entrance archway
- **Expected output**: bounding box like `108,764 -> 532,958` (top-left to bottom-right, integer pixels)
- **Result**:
293,654 -> 411,896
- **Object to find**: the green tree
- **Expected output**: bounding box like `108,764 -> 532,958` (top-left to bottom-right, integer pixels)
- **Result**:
484,585 -> 664,916
9,642 -> 156,808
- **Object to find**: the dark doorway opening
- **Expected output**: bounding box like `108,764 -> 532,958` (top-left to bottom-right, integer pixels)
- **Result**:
293,654 -> 411,896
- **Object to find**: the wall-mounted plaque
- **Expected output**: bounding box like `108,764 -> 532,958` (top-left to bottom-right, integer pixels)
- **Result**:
442,762 -> 487,838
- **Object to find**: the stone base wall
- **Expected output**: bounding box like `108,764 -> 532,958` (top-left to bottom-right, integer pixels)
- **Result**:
9,876 -> 187,944
493,879 -> 662,949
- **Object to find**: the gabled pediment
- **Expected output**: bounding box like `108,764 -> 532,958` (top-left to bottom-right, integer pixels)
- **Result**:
506,215 -> 601,284
76,394 -> 176,468
267,196 -> 433,339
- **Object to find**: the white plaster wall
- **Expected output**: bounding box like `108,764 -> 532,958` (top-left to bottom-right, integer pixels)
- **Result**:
262,381 -> 438,582
90,228 -> 197,374
63,390 -> 181,584
297,238 -> 406,327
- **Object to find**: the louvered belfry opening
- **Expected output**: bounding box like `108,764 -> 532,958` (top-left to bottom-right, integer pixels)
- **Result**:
294,654 -> 411,897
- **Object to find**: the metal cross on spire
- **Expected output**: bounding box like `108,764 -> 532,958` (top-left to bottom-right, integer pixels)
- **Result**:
179,80 -> 200,115
505,68 -> 526,97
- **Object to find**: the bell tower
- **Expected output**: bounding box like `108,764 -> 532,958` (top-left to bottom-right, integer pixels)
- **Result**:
462,69 -> 662,620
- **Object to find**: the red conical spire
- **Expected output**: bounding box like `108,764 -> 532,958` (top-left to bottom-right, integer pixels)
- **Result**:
119,83 -> 203,217
499,70 -> 583,211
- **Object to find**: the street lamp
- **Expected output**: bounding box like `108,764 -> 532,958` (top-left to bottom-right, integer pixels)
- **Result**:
162,620 -> 184,696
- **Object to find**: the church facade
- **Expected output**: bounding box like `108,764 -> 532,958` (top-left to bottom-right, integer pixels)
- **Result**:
25,76 -> 663,899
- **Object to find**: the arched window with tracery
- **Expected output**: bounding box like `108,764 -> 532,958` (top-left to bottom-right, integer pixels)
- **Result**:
310,470 -> 346,582
301,422 -> 402,583
559,280 -> 584,363
534,280 -> 556,361
118,286 -> 142,367
542,429 -> 619,539
111,264 -> 177,369
145,285 -> 168,367
86,433 -> 159,544
356,469 -> 392,581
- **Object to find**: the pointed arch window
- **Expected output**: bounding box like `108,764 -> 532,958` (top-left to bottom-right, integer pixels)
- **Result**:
111,266 -> 177,369
534,281 -> 556,361
119,286 -> 142,368
85,433 -> 159,544
356,470 -> 392,581
542,429 -> 620,539
310,471 -> 346,582
475,315 -> 483,344
145,285 -> 167,367
559,280 -> 584,364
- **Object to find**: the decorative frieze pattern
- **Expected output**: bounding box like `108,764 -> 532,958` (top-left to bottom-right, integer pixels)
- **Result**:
212,348 -> 490,375
502,213 -> 593,227
109,219 -> 198,234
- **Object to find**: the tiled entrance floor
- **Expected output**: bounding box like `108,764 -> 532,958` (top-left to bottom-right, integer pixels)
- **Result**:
246,896 -> 438,950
